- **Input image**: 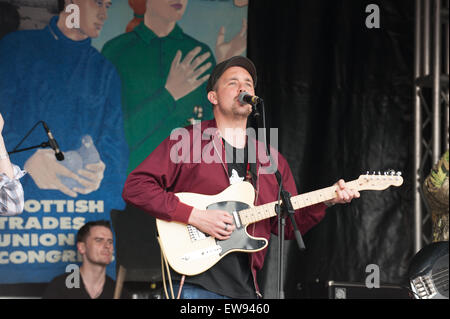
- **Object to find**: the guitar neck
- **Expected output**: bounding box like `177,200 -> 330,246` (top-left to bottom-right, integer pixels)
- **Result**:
239,180 -> 360,226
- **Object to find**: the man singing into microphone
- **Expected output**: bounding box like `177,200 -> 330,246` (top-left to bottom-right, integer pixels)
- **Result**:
122,56 -> 360,299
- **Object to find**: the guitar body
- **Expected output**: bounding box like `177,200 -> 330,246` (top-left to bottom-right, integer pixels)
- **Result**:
409,241 -> 449,299
156,182 -> 268,276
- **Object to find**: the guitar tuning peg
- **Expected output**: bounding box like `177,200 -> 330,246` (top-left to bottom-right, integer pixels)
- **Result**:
396,171 -> 402,176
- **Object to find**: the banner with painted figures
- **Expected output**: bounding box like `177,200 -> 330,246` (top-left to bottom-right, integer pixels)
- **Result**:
0,0 -> 247,284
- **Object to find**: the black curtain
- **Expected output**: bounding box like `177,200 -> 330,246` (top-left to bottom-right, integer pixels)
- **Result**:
247,0 -> 415,298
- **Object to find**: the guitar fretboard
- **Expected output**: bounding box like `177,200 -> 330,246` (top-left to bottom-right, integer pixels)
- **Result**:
238,180 -> 360,225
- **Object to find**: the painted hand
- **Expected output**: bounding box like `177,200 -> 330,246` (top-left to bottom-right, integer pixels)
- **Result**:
215,18 -> 247,63
72,161 -> 105,194
165,47 -> 212,101
24,149 -> 87,197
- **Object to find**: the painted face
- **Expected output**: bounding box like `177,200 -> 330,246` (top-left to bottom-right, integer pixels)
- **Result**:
209,66 -> 255,119
78,226 -> 114,266
146,0 -> 188,23
73,0 -> 112,38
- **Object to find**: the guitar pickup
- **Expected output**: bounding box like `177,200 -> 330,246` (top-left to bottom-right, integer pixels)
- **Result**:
233,211 -> 242,229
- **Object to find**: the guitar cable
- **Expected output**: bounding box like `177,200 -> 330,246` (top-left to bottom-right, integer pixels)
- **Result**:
159,237 -> 186,299
159,237 -> 175,299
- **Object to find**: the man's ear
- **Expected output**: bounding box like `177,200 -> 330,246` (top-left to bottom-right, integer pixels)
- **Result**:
77,242 -> 85,255
207,91 -> 217,106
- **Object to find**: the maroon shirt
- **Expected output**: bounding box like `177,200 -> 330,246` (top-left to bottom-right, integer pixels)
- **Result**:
122,119 -> 327,296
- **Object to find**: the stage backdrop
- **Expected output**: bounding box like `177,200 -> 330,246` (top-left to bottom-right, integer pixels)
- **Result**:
247,0 -> 416,298
0,0 -> 247,284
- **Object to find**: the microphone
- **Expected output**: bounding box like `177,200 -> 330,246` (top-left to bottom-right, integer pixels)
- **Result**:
238,92 -> 261,117
42,122 -> 64,161
238,91 -> 262,106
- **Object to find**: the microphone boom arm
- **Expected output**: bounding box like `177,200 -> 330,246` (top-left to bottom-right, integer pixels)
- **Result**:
8,141 -> 51,155
8,120 -> 64,160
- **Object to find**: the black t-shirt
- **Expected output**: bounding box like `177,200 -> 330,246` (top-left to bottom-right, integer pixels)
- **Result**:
42,272 -> 129,299
182,139 -> 256,299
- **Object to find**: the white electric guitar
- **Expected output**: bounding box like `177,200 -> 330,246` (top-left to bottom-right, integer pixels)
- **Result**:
156,171 -> 403,276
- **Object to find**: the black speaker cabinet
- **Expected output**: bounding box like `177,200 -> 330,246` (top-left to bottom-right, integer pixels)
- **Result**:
326,281 -> 412,299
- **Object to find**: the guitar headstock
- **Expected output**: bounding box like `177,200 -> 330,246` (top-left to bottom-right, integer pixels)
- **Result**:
356,170 -> 404,191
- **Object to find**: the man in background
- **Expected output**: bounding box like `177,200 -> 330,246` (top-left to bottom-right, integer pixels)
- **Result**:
43,220 -> 129,299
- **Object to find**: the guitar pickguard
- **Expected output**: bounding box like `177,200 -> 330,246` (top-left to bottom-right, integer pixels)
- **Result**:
207,201 -> 267,255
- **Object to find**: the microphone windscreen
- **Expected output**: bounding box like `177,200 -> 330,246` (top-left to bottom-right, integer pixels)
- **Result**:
56,152 -> 65,161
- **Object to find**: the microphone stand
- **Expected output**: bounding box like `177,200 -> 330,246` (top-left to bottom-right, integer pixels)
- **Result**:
7,121 -> 54,156
257,99 -> 305,300
8,141 -> 52,155
273,171 -> 306,299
